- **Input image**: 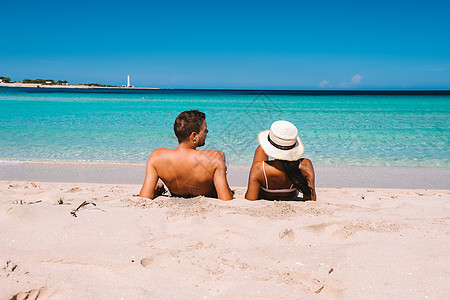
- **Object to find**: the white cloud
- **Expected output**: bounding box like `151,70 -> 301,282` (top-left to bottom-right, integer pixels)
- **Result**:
337,82 -> 349,88
351,74 -> 362,84
318,80 -> 329,88
319,74 -> 362,89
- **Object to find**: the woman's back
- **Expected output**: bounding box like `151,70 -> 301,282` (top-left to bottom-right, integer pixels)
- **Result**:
245,120 -> 316,201
258,160 -> 299,199
245,146 -> 316,201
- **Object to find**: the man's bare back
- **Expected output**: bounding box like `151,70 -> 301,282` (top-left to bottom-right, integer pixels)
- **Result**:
139,110 -> 233,200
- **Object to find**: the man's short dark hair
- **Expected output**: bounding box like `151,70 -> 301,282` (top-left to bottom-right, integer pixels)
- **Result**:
174,110 -> 206,143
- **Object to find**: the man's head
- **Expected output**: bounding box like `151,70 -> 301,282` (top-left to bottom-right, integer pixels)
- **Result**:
174,110 -> 207,145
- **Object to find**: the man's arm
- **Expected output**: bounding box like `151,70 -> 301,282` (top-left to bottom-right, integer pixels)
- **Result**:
139,154 -> 161,199
213,151 -> 233,201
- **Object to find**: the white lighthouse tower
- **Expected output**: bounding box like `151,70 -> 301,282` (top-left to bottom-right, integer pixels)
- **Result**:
127,74 -> 131,87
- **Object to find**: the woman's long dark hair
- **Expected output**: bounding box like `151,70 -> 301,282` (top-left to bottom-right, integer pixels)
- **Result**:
282,159 -> 312,197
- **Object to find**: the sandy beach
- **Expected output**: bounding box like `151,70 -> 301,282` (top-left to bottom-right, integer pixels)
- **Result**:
3,0 -> 450,297
1,179 -> 449,299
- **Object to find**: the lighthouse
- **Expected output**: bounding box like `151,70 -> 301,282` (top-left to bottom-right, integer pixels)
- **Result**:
127,74 -> 131,87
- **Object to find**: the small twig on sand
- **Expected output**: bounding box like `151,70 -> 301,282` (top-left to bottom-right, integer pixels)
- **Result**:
70,201 -> 96,217
30,182 -> 37,188
315,285 -> 324,294
27,200 -> 42,205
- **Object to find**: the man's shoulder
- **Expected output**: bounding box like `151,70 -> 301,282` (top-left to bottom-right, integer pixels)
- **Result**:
196,149 -> 225,160
151,147 -> 170,153
148,147 -> 173,160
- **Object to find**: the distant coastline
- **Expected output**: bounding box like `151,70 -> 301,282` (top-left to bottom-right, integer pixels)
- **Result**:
1,83 -> 449,95
0,82 -> 159,90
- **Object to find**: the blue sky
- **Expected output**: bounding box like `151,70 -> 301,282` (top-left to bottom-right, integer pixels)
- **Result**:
1,0 -> 449,89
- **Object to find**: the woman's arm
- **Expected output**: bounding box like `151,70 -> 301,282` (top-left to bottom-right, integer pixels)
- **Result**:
252,145 -> 268,163
300,158 -> 317,201
245,162 -> 262,200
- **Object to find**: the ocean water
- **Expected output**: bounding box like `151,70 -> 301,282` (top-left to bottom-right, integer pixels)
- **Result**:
1,87 -> 449,168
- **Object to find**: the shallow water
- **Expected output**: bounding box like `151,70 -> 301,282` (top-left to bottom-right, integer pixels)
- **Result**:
1,87 -> 449,168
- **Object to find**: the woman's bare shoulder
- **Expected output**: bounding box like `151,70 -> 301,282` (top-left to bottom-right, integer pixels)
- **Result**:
249,160 -> 264,174
300,158 -> 313,168
300,158 -> 315,174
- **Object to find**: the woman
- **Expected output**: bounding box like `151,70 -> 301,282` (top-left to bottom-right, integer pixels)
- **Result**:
245,120 -> 316,201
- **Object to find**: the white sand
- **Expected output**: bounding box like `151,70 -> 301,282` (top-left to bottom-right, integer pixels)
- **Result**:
2,162 -> 449,189
1,180 -> 449,299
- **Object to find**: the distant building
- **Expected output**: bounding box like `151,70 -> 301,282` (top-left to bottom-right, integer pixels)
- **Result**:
127,74 -> 131,87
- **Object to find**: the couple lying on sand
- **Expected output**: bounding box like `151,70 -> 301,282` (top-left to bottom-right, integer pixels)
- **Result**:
140,110 -> 316,201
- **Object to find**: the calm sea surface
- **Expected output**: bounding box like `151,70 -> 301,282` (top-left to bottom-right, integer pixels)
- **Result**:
1,87 -> 449,168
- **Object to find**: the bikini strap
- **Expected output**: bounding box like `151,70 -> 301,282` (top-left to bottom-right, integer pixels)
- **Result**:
262,161 -> 269,189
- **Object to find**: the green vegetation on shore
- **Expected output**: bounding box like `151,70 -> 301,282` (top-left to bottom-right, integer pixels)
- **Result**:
0,76 -> 11,83
23,79 -> 70,85
81,83 -> 118,87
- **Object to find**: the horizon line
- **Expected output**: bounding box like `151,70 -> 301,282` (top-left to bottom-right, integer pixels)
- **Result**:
1,85 -> 449,95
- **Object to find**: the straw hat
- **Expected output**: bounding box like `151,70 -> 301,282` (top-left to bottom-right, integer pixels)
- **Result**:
258,120 -> 304,161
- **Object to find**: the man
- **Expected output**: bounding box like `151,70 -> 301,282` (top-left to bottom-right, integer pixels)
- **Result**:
139,110 -> 233,200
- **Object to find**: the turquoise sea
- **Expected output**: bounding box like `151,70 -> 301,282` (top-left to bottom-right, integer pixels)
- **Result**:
1,87 -> 449,168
